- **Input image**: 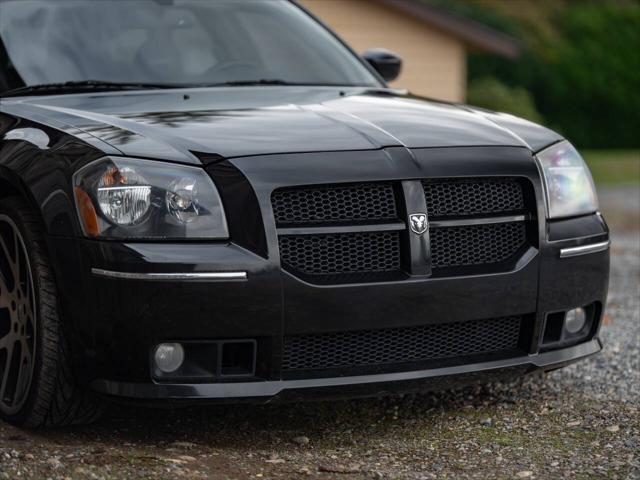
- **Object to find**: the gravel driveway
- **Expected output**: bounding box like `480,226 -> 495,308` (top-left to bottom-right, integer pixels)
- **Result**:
1,186 -> 638,480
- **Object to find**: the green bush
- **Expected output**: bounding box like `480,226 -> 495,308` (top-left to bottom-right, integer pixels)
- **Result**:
435,0 -> 640,148
467,77 -> 543,123
535,3 -> 640,148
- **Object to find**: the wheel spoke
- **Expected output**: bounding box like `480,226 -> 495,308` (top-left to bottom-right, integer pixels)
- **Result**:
0,332 -> 12,351
0,339 -> 14,401
0,262 -> 7,288
14,347 -> 31,403
0,272 -> 9,308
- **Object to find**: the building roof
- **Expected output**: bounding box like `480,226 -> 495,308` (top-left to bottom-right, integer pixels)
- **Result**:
376,0 -> 521,58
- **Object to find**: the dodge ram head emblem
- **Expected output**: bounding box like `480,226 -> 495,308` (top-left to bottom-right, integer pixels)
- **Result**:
409,213 -> 428,235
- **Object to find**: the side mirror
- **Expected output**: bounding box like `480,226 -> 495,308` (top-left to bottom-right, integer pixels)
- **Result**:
362,48 -> 402,83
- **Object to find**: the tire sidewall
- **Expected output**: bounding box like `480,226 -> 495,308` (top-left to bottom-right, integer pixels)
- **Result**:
0,199 -> 56,427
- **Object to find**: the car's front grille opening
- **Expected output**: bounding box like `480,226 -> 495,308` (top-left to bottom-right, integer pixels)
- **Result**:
279,231 -> 401,277
424,178 -> 532,275
430,222 -> 527,269
422,178 -> 525,217
282,315 -> 525,373
273,181 -> 405,284
272,182 -> 399,226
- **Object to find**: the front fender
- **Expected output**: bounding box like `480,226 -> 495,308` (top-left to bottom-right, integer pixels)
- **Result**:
0,113 -> 105,236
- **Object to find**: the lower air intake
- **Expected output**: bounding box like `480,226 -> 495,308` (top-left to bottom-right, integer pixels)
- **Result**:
282,316 -> 523,372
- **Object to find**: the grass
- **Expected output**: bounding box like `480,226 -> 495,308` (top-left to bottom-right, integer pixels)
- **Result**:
582,149 -> 640,185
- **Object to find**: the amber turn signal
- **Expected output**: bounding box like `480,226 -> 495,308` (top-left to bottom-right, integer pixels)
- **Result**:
74,187 -> 99,237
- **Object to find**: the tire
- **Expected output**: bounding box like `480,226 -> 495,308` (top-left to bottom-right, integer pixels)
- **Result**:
0,196 -> 104,427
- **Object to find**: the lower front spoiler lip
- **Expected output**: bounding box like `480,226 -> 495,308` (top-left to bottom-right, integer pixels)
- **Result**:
91,339 -> 601,400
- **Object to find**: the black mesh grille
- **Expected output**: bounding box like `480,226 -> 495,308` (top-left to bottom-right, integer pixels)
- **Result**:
431,222 -> 526,269
423,178 -> 525,217
279,231 -> 401,276
273,177 -> 532,283
272,183 -> 398,226
282,316 -> 523,371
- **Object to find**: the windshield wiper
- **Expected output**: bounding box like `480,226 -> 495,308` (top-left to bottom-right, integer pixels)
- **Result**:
1,80 -> 182,97
201,79 -> 361,87
1,79 -> 375,97
204,79 -> 301,87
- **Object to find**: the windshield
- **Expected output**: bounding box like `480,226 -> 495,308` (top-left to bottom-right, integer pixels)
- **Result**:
0,0 -> 380,93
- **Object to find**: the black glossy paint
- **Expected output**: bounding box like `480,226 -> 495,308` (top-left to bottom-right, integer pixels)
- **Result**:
0,75 -> 606,402
1,86 -> 561,166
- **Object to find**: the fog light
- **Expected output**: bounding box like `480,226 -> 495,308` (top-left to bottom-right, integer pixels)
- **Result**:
154,343 -> 185,373
565,308 -> 587,334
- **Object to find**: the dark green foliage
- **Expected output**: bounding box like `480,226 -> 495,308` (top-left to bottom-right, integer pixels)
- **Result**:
537,3 -> 640,147
467,77 -> 543,123
428,0 -> 640,148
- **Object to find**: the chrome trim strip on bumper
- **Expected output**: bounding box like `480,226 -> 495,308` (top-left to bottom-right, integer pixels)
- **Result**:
91,269 -> 248,282
559,241 -> 611,258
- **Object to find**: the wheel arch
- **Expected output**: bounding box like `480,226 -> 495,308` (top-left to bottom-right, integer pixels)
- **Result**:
0,165 -> 47,230
0,111 -> 106,238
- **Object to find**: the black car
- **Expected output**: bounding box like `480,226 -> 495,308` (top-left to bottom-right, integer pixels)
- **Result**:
0,0 -> 609,428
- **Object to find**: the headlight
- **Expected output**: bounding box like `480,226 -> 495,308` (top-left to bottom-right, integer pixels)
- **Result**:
73,157 -> 228,239
536,140 -> 598,219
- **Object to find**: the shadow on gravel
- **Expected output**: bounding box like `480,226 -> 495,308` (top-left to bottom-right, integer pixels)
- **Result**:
31,373 -> 555,449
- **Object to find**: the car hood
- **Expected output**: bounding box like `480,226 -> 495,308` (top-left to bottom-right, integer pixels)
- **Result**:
4,87 -> 562,164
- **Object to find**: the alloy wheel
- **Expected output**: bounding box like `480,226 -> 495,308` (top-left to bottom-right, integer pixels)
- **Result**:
0,214 -> 37,415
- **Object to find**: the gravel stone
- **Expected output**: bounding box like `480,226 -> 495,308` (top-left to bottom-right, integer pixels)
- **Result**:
480,418 -> 493,427
292,436 -> 310,446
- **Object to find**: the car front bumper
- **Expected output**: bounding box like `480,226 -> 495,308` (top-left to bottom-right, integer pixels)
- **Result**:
90,339 -> 602,402
45,214 -> 609,402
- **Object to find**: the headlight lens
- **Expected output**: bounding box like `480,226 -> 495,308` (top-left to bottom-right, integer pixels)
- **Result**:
73,157 -> 228,239
536,140 -> 598,219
